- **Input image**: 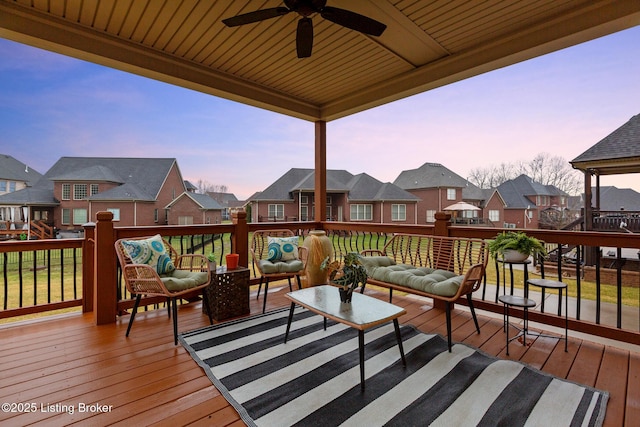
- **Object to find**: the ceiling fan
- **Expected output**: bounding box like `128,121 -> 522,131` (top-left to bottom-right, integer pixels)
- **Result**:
222,0 -> 387,58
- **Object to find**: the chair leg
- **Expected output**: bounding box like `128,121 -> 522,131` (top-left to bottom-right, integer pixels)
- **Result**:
467,294 -> 481,334
295,275 -> 302,290
287,277 -> 293,292
126,294 -> 141,337
172,297 -> 179,345
167,297 -> 171,318
256,277 -> 264,300
202,289 -> 213,325
262,279 -> 270,314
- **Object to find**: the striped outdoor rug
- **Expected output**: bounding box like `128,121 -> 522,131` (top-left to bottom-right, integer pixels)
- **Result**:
180,307 -> 608,427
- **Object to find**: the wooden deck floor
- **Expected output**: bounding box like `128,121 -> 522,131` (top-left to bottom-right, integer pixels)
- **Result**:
1,283 -> 638,427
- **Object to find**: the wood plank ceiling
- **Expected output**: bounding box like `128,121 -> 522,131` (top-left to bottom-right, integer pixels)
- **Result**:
0,0 -> 639,122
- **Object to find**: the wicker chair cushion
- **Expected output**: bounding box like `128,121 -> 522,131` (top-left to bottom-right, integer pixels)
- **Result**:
258,258 -> 304,274
362,257 -> 463,297
121,234 -> 175,275
160,269 -> 209,292
267,236 -> 299,261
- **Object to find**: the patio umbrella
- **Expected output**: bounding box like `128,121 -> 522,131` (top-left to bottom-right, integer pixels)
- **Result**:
443,201 -> 481,211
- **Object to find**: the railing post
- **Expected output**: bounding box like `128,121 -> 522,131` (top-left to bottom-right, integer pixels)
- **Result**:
94,211 -> 117,325
434,212 -> 452,236
82,222 -> 96,313
232,210 -> 249,268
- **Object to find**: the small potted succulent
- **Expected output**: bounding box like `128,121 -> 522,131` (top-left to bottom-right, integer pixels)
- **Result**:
488,231 -> 547,262
321,252 -> 368,303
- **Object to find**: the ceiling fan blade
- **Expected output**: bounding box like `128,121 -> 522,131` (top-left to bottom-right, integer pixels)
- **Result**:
321,6 -> 386,36
296,17 -> 313,58
222,7 -> 290,27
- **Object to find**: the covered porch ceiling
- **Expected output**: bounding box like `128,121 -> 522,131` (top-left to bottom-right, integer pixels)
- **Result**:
1,1 -> 639,123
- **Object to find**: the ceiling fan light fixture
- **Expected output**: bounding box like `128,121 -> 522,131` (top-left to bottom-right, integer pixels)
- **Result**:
222,0 -> 386,58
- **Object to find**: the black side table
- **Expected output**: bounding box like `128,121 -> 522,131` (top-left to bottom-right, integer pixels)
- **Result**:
202,266 -> 250,321
527,278 -> 569,352
498,294 -> 536,356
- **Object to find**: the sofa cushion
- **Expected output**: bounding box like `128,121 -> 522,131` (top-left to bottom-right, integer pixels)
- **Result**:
121,234 -> 175,275
259,258 -> 304,274
267,236 -> 299,261
366,263 -> 463,297
160,269 -> 209,292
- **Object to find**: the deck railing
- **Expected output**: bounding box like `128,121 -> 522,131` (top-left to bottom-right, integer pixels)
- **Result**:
1,210 -> 638,347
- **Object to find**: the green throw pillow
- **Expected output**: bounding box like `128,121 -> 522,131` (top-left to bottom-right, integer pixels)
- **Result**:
122,234 -> 176,275
267,236 -> 299,261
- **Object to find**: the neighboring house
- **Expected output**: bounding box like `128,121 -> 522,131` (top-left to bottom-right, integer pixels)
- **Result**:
248,168 -> 418,223
165,192 -> 224,225
495,175 -> 569,229
393,163 -> 485,223
184,180 -> 198,193
595,186 -> 640,212
0,154 -> 44,224
207,192 -> 244,221
0,157 -> 206,232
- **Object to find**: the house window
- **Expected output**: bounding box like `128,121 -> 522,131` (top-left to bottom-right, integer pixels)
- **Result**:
300,195 -> 308,204
91,184 -> 99,195
350,204 -> 372,221
0,181 -> 5,192
447,188 -> 456,200
326,206 -> 332,220
300,206 -> 308,221
62,209 -> 70,225
62,184 -> 71,200
268,204 -> 284,220
178,216 -> 193,225
73,184 -> 87,200
154,209 -> 158,223
327,196 -> 332,204
73,208 -> 87,225
107,208 -> 120,221
536,195 -> 549,206
489,210 -> 499,222
426,210 -> 436,223
392,204 -> 406,221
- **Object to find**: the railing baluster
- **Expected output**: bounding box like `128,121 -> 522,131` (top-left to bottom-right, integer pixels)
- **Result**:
18,251 -> 23,307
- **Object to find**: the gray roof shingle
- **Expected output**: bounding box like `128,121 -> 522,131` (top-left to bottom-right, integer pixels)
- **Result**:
0,154 -> 43,186
572,114 -> 640,163
393,162 -> 471,190
253,168 -> 416,202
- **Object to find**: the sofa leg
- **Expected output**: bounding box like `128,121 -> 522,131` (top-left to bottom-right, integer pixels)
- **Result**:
467,294 -> 480,334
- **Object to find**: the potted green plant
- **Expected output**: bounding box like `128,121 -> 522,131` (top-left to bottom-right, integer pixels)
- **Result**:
321,252 -> 368,303
488,231 -> 547,262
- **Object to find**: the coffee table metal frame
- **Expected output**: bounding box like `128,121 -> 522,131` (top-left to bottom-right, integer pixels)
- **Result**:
284,285 -> 407,391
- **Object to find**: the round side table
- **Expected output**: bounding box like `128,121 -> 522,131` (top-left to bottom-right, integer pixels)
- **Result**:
527,278 -> 568,352
498,294 -> 536,356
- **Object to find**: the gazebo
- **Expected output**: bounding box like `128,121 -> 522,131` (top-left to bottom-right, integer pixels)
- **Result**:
571,113 -> 640,231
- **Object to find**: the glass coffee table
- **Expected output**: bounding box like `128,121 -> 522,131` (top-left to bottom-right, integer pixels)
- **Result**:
284,285 -> 407,391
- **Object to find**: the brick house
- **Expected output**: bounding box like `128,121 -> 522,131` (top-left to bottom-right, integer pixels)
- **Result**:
495,174 -> 569,229
165,192 -> 223,225
248,168 -> 418,223
0,157 -> 209,233
393,163 -> 485,224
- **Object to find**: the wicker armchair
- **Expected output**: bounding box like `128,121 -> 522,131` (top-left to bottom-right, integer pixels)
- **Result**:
115,234 -> 213,345
251,229 -> 307,313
